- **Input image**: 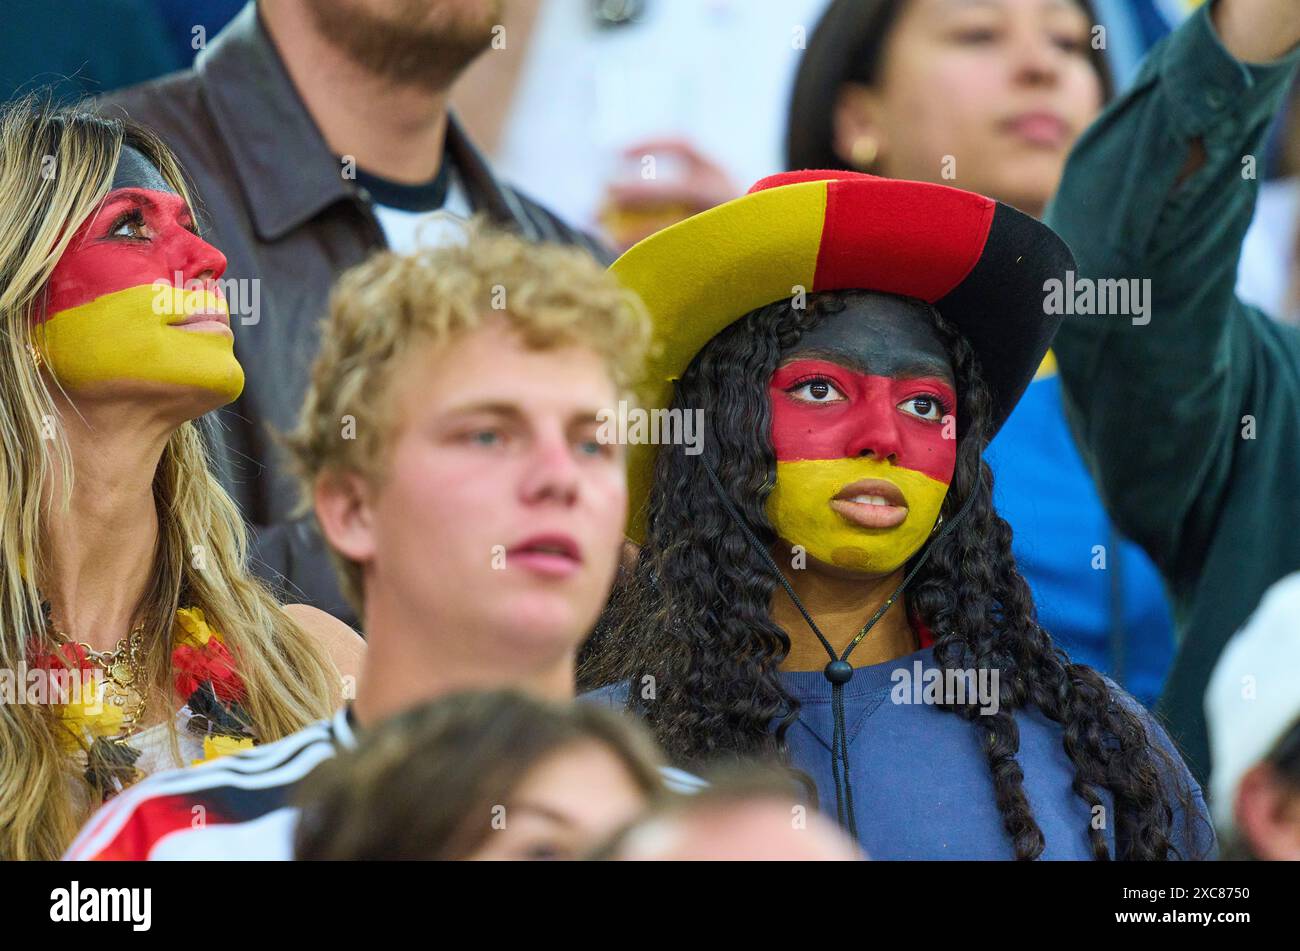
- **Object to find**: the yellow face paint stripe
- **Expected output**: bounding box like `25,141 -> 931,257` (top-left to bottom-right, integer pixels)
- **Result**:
766,457 -> 949,575
36,284 -> 243,399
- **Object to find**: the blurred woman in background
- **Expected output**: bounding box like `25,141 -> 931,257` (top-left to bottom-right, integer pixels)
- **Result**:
786,0 -> 1176,708
294,690 -> 666,860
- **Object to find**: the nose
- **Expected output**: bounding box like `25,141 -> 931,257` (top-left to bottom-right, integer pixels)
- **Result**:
177,229 -> 227,289
844,408 -> 904,464
1009,27 -> 1064,87
519,427 -> 581,507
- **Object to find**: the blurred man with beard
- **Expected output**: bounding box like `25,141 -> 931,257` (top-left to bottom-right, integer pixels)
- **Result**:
99,1 -> 606,627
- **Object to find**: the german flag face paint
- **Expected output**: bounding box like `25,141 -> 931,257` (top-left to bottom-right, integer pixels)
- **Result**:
36,146 -> 243,402
765,294 -> 956,575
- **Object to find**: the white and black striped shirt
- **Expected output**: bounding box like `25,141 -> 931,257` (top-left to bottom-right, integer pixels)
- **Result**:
64,707 -> 704,860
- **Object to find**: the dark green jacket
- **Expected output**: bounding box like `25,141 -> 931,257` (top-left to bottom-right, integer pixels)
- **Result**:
1046,5 -> 1300,784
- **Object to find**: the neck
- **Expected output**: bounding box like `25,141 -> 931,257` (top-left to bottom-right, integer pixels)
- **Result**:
351,587 -> 576,729
42,398 -> 172,652
261,1 -> 450,183
773,563 -> 918,672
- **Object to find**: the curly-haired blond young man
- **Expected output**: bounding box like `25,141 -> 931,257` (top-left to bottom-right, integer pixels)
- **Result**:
66,221 -> 698,860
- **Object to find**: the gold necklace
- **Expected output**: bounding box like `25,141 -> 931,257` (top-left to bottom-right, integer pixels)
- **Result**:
51,623 -> 151,736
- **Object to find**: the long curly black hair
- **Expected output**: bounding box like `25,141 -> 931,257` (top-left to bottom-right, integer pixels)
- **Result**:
581,290 -> 1205,860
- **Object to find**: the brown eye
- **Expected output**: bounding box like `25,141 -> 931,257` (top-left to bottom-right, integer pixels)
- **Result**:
899,396 -> 944,421
790,378 -> 844,403
110,210 -> 149,240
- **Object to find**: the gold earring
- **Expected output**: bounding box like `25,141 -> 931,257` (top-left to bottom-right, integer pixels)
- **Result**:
850,135 -> 879,171
931,513 -> 945,535
27,343 -> 43,370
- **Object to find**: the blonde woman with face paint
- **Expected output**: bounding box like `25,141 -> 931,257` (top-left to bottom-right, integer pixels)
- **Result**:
0,97 -> 362,860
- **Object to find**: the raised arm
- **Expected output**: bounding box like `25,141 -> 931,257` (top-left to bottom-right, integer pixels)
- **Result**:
1045,0 -> 1300,584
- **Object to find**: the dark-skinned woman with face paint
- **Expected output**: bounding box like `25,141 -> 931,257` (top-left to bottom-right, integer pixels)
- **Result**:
583,170 -> 1214,860
0,98 -> 362,860
784,0 -> 1178,714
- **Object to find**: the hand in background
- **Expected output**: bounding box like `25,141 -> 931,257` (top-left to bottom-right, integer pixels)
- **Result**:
1212,0 -> 1300,63
599,138 -> 740,252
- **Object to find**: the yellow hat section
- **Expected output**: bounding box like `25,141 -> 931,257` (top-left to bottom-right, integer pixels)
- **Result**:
611,180 -> 829,542
766,457 -> 949,576
37,284 -> 244,402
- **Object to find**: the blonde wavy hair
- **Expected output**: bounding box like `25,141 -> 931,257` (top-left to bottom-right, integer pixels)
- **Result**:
0,97 -> 339,860
283,216 -> 650,614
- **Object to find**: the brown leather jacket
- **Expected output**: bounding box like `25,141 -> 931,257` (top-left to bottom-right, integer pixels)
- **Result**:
98,3 -> 610,626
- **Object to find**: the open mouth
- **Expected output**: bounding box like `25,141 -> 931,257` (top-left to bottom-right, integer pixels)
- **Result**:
507,534 -> 584,577
830,478 -> 909,530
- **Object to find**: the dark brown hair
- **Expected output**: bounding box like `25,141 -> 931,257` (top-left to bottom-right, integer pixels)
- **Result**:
786,0 -> 1115,172
293,690 -> 667,860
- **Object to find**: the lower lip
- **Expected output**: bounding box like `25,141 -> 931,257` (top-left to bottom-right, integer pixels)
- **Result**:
509,551 -> 581,578
172,319 -> 232,336
830,499 -> 908,529
1005,116 -> 1068,147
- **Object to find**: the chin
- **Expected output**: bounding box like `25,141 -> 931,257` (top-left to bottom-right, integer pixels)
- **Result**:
65,372 -> 242,418
813,553 -> 906,580
495,594 -> 597,653
988,165 -> 1062,213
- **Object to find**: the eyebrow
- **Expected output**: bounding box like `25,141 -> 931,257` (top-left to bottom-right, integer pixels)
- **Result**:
101,188 -> 196,229
785,348 -> 953,381
508,801 -> 577,827
441,401 -> 608,426
933,0 -> 1081,13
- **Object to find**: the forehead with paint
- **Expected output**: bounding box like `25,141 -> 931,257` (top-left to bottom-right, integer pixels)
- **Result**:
764,292 -> 957,577
37,145 -> 243,404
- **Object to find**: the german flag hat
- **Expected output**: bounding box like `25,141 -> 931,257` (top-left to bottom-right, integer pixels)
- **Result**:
610,169 -> 1076,543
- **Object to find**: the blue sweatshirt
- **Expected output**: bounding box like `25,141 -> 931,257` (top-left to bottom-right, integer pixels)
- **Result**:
985,372 -> 1176,708
589,646 -> 1214,859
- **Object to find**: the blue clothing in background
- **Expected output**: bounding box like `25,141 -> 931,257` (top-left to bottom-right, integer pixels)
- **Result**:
150,0 -> 246,67
985,372 -> 1175,708
1,0 -> 179,103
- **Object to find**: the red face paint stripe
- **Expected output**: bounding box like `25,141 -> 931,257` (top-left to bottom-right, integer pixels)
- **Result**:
43,187 -> 226,320
770,359 -> 957,484
811,178 -> 995,302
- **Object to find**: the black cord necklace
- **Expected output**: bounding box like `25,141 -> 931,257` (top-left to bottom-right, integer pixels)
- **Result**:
699,456 -> 978,839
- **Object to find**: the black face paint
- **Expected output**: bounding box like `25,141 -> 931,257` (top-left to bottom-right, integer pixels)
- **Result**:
779,291 -> 954,387
110,145 -> 176,194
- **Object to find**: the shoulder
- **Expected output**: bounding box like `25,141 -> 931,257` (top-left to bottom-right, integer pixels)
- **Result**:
63,715 -> 343,860
95,69 -> 207,133
1098,678 -> 1217,859
282,604 -> 365,683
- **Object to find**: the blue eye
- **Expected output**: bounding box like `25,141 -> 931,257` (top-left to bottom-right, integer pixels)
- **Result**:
469,430 -> 500,446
